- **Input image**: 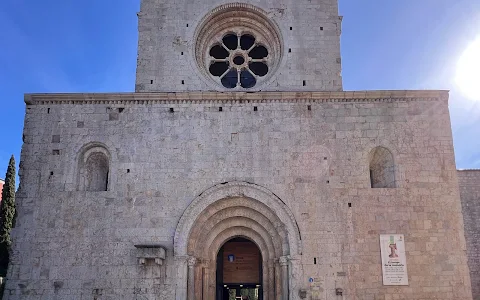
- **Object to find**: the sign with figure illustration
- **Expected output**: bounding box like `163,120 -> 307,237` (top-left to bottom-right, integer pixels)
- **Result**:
380,234 -> 409,285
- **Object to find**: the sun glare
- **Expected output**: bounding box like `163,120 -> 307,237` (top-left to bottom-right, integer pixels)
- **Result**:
456,37 -> 480,101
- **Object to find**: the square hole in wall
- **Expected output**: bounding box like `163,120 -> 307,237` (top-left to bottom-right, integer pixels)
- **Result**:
307,105 -> 311,111
320,27 -> 324,31
77,121 -> 85,128
52,150 -> 60,155
288,48 -> 291,53
109,112 -> 119,121
254,106 -> 258,111
127,169 -> 130,173
170,108 -> 174,113
290,27 -> 293,30
303,80 -> 306,86
348,203 -> 352,208
219,107 -> 223,112
150,80 -> 153,84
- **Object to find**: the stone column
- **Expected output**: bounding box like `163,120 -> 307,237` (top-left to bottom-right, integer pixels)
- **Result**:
262,260 -> 269,300
275,261 -> 281,299
202,259 -> 210,300
268,260 -> 275,300
279,256 -> 289,300
187,256 -> 197,300
175,256 -> 188,300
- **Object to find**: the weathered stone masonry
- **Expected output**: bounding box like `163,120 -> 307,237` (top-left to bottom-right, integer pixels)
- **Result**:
4,91 -> 473,299
459,170 -> 480,300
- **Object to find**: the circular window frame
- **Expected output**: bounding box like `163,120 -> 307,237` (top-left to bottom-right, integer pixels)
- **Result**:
192,3 -> 284,91
208,32 -> 270,89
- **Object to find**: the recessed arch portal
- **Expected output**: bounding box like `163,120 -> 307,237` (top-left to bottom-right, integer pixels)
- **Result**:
174,181 -> 302,300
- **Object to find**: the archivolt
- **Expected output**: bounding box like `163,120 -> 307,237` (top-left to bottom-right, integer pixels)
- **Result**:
174,181 -> 301,300
174,181 -> 302,257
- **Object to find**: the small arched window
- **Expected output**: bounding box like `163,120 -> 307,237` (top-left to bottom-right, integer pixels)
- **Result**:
78,144 -> 110,191
369,147 -> 396,188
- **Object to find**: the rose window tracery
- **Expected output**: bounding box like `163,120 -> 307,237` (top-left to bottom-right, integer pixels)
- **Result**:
194,3 -> 283,91
208,33 -> 269,89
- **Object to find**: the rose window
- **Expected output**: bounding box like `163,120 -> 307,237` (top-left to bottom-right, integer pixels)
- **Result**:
194,4 -> 283,91
208,34 -> 269,89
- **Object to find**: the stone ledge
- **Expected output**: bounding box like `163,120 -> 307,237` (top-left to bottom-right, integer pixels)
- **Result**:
24,90 -> 449,105
134,244 -> 166,265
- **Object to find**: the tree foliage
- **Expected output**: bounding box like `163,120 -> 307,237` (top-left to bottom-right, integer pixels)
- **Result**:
0,155 -> 16,275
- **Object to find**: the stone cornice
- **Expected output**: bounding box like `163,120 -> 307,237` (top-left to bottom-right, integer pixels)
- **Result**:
24,90 -> 449,105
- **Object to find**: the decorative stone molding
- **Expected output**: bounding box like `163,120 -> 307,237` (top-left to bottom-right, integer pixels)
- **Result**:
193,3 -> 283,90
174,181 -> 302,257
186,198 -> 288,258
173,181 -> 302,300
279,256 -> 289,266
187,256 -> 197,267
24,90 -> 448,105
134,244 -> 166,265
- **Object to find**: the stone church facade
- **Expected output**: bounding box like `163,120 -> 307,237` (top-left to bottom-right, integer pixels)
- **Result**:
5,0 -> 475,299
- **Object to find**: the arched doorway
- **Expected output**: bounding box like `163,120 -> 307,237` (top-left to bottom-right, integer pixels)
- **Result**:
216,238 -> 263,300
173,182 -> 303,300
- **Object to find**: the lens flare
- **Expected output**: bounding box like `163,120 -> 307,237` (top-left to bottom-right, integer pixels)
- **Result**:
455,37 -> 480,100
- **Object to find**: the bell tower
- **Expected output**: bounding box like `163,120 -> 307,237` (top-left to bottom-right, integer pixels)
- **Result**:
135,0 -> 343,92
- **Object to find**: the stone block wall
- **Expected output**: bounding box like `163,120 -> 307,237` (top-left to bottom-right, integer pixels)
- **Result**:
135,0 -> 343,92
458,170 -> 480,300
5,91 -> 473,299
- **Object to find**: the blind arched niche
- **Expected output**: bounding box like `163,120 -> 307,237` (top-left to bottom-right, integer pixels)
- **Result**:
77,143 -> 111,191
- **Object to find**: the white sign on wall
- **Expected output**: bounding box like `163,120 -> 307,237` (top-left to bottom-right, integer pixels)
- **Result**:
380,234 -> 409,285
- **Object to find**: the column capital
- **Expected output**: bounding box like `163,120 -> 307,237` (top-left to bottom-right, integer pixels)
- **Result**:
202,259 -> 211,266
279,256 -> 289,266
187,256 -> 197,267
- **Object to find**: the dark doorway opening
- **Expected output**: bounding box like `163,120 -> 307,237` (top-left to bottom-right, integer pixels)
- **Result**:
216,237 -> 263,300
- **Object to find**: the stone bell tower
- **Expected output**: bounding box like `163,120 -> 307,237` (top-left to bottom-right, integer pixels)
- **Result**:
135,0 -> 343,92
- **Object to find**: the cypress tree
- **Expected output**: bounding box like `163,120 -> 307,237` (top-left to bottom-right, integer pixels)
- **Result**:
0,155 -> 16,276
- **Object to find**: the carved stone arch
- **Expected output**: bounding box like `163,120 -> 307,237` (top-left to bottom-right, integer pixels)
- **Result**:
65,139 -> 117,192
368,146 -> 397,188
195,227 -> 274,300
195,220 -> 281,259
174,181 -> 302,300
187,203 -> 289,256
174,181 -> 302,257
206,227 -> 273,262
76,142 -> 112,192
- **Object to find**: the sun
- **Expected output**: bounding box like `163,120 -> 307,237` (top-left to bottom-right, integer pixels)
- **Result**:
455,37 -> 480,100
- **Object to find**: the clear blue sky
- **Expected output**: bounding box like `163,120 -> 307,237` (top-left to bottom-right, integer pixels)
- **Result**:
1,0 -> 480,178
